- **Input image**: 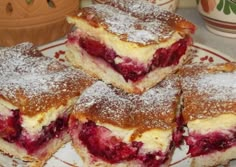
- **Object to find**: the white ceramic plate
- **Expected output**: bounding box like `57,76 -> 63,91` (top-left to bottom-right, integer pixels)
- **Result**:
39,39 -> 236,167
1,39 -> 235,167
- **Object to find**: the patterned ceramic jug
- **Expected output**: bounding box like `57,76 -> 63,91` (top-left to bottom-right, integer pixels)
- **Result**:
197,0 -> 236,37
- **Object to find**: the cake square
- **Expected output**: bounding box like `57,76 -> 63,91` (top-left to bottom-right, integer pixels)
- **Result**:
179,63 -> 236,167
66,0 -> 195,94
0,43 -> 94,166
69,75 -> 182,166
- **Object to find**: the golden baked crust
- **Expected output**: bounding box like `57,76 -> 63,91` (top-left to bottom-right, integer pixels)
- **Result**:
179,62 -> 236,123
69,7 -> 172,45
72,75 -> 180,138
68,0 -> 195,46
0,43 -> 95,116
92,0 -> 196,35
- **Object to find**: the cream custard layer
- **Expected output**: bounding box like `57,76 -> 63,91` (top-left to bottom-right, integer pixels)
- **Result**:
67,16 -> 183,65
187,114 -> 236,134
0,98 -> 76,136
95,122 -> 173,152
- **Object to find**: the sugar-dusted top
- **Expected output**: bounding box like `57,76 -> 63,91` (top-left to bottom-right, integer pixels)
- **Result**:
180,63 -> 236,122
74,76 -> 180,133
93,0 -> 195,34
0,43 -> 94,116
76,3 -> 174,45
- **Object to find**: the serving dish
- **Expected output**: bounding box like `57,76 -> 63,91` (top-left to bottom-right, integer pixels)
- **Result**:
42,39 -> 236,167
0,39 -> 235,166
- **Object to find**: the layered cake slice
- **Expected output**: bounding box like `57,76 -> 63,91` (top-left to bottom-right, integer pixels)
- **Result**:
66,0 -> 195,94
0,43 -> 94,167
69,76 -> 183,167
180,63 -> 236,167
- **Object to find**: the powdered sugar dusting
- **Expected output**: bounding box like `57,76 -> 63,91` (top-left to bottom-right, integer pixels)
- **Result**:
181,64 -> 236,121
94,0 -> 187,28
140,82 -> 178,111
75,79 -> 179,129
1,44 -> 67,97
0,43 -> 94,115
77,81 -> 133,123
101,0 -> 182,21
183,72 -> 236,101
81,4 -> 174,44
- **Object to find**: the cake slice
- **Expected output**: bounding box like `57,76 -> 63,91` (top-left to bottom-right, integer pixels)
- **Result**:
69,75 -> 182,167
66,0 -> 195,94
0,43 -> 94,167
179,63 -> 236,167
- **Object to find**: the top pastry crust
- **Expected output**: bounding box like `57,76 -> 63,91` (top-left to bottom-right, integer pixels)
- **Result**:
92,0 -> 196,34
0,43 -> 95,116
73,75 -> 180,132
179,62 -> 236,122
69,0 -> 195,45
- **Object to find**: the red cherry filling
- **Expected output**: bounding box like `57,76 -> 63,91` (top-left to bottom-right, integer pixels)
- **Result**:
67,34 -> 190,82
79,121 -> 142,163
185,129 -> 236,157
0,109 -> 69,154
76,120 -> 169,166
152,38 -> 187,68
0,109 -> 22,142
18,115 -> 69,154
115,58 -> 148,82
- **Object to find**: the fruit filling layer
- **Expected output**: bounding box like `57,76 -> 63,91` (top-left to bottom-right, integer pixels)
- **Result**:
185,129 -> 236,157
18,114 -> 69,154
74,120 -> 169,166
0,108 -> 69,154
67,33 -> 190,82
0,109 -> 22,142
